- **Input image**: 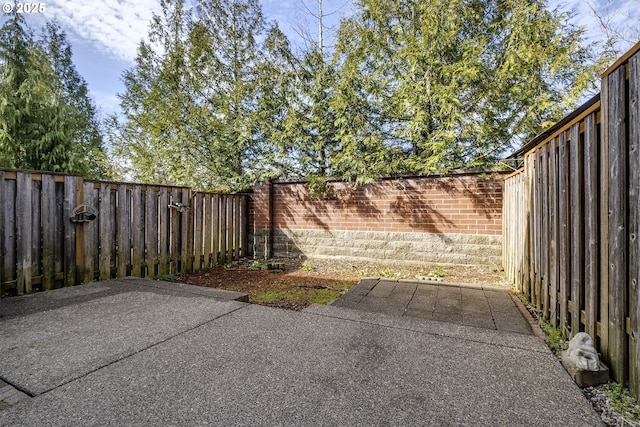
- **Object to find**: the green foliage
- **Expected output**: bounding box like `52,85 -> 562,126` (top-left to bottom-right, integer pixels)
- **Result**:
328,0 -> 598,182
0,14 -> 108,176
249,260 -> 267,271
539,321 -> 568,355
252,284 -> 348,307
305,174 -> 332,197
40,22 -> 110,179
300,261 -> 314,272
426,268 -> 445,278
605,382 -> 640,423
111,0 -> 291,191
377,268 -> 401,278
108,0 -> 601,190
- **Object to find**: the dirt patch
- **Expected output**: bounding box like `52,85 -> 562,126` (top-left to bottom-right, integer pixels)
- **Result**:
171,258 -> 508,311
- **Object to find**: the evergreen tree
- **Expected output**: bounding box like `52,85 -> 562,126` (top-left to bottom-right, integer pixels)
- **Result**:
330,0 -> 597,183
0,14 -> 108,176
41,22 -> 109,178
0,13 -> 77,172
113,0 -> 293,191
280,0 -> 341,180
113,0 -> 196,186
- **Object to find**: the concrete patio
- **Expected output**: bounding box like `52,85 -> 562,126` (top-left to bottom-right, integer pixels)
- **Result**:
0,278 -> 601,426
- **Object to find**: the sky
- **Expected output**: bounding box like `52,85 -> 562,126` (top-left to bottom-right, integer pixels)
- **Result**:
1,0 -> 638,119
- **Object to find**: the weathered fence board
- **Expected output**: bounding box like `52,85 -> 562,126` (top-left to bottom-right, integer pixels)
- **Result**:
158,188 -> 169,276
607,65 -> 628,384
570,123 -> 584,336
117,184 -> 131,278
170,188 -> 180,274
42,174 -> 56,290
549,138 -> 559,326
63,176 -> 77,287
584,113 -> 599,340
145,187 -> 158,277
1,172 -> 248,297
503,43 -> 640,398
194,193 -> 203,271
16,173 -> 32,295
212,194 -> 220,266
83,182 -> 98,283
629,49 -> 640,403
99,183 -> 112,280
558,132 -> 570,336
203,194 -> 213,269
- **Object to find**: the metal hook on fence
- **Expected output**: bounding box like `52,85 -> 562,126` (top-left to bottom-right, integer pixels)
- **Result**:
168,202 -> 191,212
70,205 -> 98,223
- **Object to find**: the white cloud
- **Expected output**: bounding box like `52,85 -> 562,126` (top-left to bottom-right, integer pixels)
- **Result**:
45,0 -> 161,63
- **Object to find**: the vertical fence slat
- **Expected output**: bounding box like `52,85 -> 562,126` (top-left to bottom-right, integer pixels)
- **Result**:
83,183 -> 98,283
117,184 -> 131,278
41,175 -> 56,290
570,123 -> 585,336
226,196 -> 233,263
233,195 -> 242,259
558,132 -> 570,336
531,153 -> 538,302
181,189 -> 191,273
63,176 -> 79,287
539,148 -> 548,313
212,194 -> 220,266
203,194 -> 212,269
131,185 -> 144,277
220,196 -> 227,265
158,187 -> 169,276
549,138 -> 559,327
194,193 -> 203,271
2,174 -> 16,293
240,195 -> 247,257
145,186 -> 158,278
584,113 -> 599,341
31,178 -> 41,290
99,183 -> 112,280
607,65 -> 628,384
170,188 -> 180,274
0,173 -> 4,294
16,173 -> 32,295
628,51 -> 640,399
600,76 -> 611,360
526,154 -> 534,300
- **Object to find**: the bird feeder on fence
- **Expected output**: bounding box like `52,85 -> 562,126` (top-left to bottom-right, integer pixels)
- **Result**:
70,205 -> 98,223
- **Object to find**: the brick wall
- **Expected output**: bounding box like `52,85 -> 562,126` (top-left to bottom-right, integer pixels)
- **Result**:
251,172 -> 505,266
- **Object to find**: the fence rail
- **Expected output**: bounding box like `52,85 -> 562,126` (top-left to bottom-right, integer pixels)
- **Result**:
0,170 -> 247,296
503,41 -> 640,398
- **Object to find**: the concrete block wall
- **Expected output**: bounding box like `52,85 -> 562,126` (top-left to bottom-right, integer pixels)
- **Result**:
251,172 -> 505,266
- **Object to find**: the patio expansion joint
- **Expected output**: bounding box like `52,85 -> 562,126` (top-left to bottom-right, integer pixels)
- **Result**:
29,303 -> 250,397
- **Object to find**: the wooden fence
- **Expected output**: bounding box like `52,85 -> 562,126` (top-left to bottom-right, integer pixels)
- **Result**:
0,170 -> 248,297
502,42 -> 640,398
